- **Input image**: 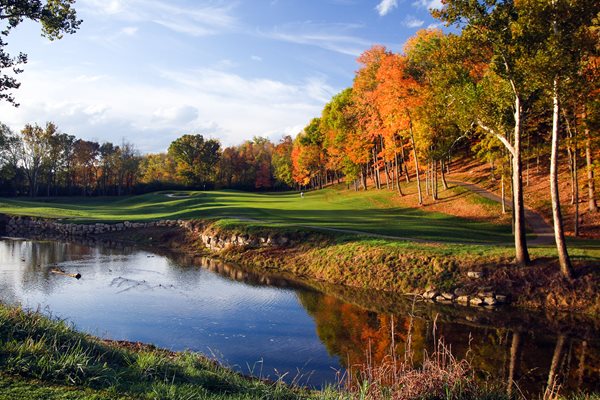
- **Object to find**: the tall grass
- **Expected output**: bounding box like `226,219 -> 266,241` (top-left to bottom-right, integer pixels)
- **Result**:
326,312 -> 506,400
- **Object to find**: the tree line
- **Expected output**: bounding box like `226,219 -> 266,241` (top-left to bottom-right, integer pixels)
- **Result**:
0,123 -> 301,196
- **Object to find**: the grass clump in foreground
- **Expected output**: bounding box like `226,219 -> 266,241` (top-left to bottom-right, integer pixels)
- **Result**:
0,303 -> 517,400
0,304 -> 304,400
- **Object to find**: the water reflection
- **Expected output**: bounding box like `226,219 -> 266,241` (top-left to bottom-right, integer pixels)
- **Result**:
0,238 -> 598,397
296,289 -> 600,397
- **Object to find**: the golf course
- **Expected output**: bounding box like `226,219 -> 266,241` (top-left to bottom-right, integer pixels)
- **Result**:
0,186 -> 526,244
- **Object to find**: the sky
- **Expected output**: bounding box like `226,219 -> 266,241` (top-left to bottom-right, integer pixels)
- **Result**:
0,0 -> 443,153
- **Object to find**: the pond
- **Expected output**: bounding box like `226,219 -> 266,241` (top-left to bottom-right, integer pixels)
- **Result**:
0,237 -> 598,397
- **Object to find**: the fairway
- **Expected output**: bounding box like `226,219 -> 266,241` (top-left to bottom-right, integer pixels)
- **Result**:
0,188 -> 515,244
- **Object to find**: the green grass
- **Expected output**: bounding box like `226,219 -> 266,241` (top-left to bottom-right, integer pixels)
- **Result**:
0,187 -> 517,244
0,304 -> 310,400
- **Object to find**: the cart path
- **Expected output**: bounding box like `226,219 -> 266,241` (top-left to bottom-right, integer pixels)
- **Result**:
448,180 -> 553,246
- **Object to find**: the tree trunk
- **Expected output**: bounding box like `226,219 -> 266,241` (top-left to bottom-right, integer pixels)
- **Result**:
501,175 -> 507,214
584,109 -> 598,212
409,120 -> 422,205
434,160 -> 439,200
513,95 -> 531,265
425,162 -> 430,197
507,331 -> 521,398
401,136 -> 410,183
361,167 -> 367,190
381,136 -> 390,190
546,335 -> 566,397
550,80 -> 574,279
441,159 -> 449,190
565,108 -> 580,236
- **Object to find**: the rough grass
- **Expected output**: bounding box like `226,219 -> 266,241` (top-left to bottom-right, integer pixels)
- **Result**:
0,304 -> 307,400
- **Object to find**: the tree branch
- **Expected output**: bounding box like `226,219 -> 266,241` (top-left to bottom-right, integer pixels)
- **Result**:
476,119 -> 516,157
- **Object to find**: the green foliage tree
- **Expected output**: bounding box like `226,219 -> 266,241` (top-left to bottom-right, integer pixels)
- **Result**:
434,0 -> 537,265
1,0 -> 81,105
272,135 -> 295,188
168,134 -> 220,187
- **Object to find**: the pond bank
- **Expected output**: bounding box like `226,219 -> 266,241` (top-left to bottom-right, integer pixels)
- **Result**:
2,214 -> 599,317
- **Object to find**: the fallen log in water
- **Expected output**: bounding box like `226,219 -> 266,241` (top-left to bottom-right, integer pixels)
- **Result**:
50,268 -> 81,280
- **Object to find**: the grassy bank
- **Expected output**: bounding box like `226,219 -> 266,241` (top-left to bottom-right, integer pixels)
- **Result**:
0,303 -> 514,400
0,303 -> 307,400
193,220 -> 600,316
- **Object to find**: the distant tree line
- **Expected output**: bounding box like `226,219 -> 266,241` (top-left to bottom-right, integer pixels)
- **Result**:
0,123 -> 299,196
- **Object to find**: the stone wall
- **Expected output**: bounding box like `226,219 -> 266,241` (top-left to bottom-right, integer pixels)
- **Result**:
3,216 -> 291,252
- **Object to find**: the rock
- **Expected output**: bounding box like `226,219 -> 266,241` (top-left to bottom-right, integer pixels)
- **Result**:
484,296 -> 498,306
441,292 -> 455,301
478,288 -> 494,297
467,271 -> 484,279
423,290 -> 438,300
435,295 -> 452,304
470,297 -> 484,306
456,295 -> 470,305
495,294 -> 508,303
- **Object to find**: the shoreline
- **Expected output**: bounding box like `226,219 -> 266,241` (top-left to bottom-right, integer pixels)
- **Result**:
2,214 -> 599,318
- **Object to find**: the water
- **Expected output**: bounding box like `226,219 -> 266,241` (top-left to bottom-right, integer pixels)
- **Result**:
0,237 -> 598,396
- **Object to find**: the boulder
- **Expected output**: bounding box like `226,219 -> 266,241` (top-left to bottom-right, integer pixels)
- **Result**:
484,296 -> 498,306
470,297 -> 484,306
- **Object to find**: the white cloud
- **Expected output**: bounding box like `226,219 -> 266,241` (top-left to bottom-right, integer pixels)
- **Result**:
251,55 -> 263,62
413,0 -> 444,10
121,26 -> 139,36
264,22 -> 371,56
403,16 -> 425,28
0,65 -> 334,152
376,0 -> 398,16
80,0 -> 237,36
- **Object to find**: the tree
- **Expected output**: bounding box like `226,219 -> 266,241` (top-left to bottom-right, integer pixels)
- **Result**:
139,153 -> 178,184
516,0 -> 599,277
168,134 -> 220,187
320,88 -> 360,189
375,52 -> 424,204
435,0 -> 535,265
0,122 -> 20,193
272,135 -> 295,188
19,122 -> 55,196
1,0 -> 81,105
72,139 -> 99,196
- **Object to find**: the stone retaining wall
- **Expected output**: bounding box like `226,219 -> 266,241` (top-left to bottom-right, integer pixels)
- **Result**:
4,216 -> 291,252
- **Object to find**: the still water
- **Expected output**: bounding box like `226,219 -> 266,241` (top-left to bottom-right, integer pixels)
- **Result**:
0,238 -> 598,396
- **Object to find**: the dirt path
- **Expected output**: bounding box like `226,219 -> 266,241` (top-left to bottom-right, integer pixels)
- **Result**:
448,180 -> 554,246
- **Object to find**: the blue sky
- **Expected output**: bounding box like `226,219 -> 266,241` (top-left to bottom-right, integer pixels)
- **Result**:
1,0 -> 442,153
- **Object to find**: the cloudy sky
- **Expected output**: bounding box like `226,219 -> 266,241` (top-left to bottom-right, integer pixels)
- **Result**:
1,0 -> 442,153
